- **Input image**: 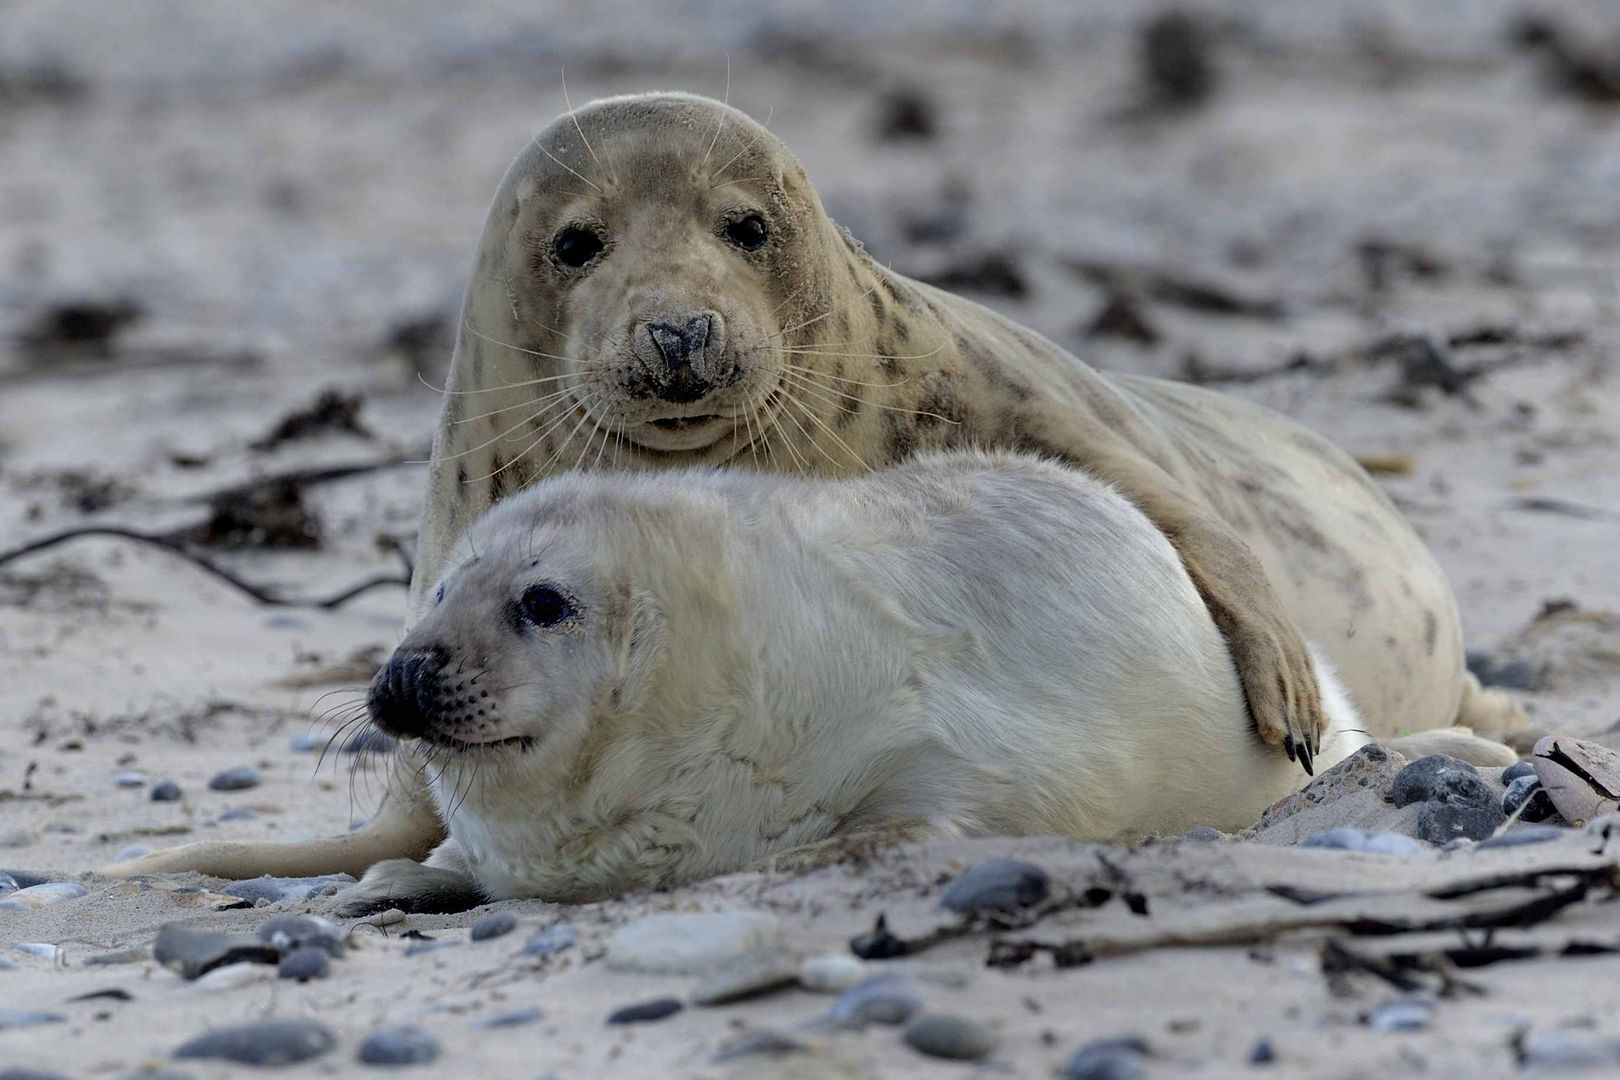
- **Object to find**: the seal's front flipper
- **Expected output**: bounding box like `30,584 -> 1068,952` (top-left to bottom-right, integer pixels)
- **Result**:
332,838 -> 485,915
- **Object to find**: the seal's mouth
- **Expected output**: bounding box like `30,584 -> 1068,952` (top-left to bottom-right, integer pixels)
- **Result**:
649,413 -> 721,432
415,731 -> 535,755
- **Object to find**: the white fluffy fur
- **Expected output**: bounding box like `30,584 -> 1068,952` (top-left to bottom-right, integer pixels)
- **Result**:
387,451 -> 1367,902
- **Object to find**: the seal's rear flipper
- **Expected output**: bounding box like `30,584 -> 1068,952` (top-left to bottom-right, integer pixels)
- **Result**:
1385,727 -> 1518,768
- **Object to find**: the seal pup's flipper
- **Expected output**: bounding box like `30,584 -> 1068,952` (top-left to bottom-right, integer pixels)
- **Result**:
331,838 -> 485,916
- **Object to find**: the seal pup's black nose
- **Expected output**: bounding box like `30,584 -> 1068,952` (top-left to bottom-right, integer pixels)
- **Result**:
644,313 -> 717,403
368,646 -> 450,739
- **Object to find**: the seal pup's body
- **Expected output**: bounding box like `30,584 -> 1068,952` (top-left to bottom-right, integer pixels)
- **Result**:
348,452 -> 1368,905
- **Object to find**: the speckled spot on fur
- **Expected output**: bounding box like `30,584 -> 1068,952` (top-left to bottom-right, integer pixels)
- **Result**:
915,371 -> 964,430
1423,609 -> 1438,656
883,410 -> 916,464
457,464 -> 469,486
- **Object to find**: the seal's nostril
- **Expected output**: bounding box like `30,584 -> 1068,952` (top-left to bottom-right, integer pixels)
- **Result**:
370,646 -> 450,739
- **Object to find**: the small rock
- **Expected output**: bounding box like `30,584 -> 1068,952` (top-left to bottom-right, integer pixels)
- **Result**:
873,86 -> 936,141
10,943 -> 61,960
1301,827 -> 1421,854
1249,1038 -> 1275,1064
218,808 -> 257,823
1534,735 -> 1620,826
150,779 -> 183,802
114,770 -> 147,788
189,962 -> 276,992
1391,755 -> 1480,808
799,953 -> 867,993
902,1013 -> 997,1061
224,873 -> 355,904
85,946 -> 148,967
712,1028 -> 808,1062
1517,1030 -> 1620,1069
114,844 -> 153,862
278,946 -> 330,982
341,728 -> 397,755
258,914 -> 344,957
0,873 -> 15,895
1178,826 -> 1225,842
1466,649 -> 1538,691
1503,775 -> 1557,822
359,907 -> 406,928
173,1019 -> 336,1066
691,948 -> 801,1006
1479,825 -> 1566,849
1586,812 -> 1620,846
1140,9 -> 1216,106
605,911 -> 781,975
0,1010 -> 66,1031
828,973 -> 923,1028
1367,1000 -> 1433,1033
153,924 -> 280,979
290,732 -> 321,752
473,1007 -> 542,1029
607,998 -> 684,1025
521,920 -> 576,957
358,1025 -> 441,1066
1501,761 -> 1538,784
469,911 -> 516,941
207,767 -> 261,792
0,882 -> 88,910
939,857 -> 1050,914
1417,797 -> 1505,844
1065,1036 -> 1149,1080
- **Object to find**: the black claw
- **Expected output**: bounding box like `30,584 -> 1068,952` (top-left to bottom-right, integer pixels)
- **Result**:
1283,733 -> 1297,763
1298,739 -> 1315,777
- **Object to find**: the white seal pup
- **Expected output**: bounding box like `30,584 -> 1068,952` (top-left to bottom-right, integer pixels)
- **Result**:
334,452 -> 1370,908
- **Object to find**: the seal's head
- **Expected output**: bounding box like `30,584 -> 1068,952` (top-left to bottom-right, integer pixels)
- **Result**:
459,92 -> 854,458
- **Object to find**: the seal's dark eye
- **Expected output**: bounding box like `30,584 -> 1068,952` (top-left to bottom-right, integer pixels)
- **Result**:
724,214 -> 769,251
518,584 -> 576,629
553,227 -> 604,269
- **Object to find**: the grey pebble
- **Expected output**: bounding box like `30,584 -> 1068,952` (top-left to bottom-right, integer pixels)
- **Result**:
223,873 -> 355,904
1301,827 -> 1421,854
1479,825 -> 1566,849
11,943 -> 61,960
1517,1030 -> 1620,1069
0,1070 -> 72,1080
1065,1036 -> 1149,1080
1391,755 -> 1479,808
114,770 -> 147,788
1501,761 -> 1537,784
712,1028 -> 807,1062
0,873 -> 14,895
341,728 -> 397,755
0,882 -> 89,910
218,808 -> 257,822
473,1007 -> 543,1029
939,857 -> 1050,914
607,998 -> 684,1025
1178,826 -> 1225,842
290,732 -> 321,752
522,920 -> 576,956
469,911 -> 517,941
1367,1000 -> 1433,1033
1417,795 -> 1504,844
0,870 -> 49,889
828,974 -> 923,1028
0,1010 -> 66,1031
691,948 -> 800,1005
153,924 -> 280,979
150,779 -> 183,802
1503,775 -> 1557,823
174,1019 -> 336,1066
86,946 -> 149,967
278,946 -> 330,981
359,1025 -> 441,1066
207,766 -> 261,791
902,1013 -> 997,1061
1249,1038 -> 1275,1064
258,913 -> 345,957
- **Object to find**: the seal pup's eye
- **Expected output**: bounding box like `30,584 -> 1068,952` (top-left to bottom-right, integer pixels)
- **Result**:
553,227 -> 605,269
518,584 -> 577,629
724,214 -> 769,251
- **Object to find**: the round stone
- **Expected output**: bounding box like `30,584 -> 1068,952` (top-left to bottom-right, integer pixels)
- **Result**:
173,1019 -> 336,1066
605,911 -> 781,975
607,998 -> 684,1025
277,946 -> 330,982
1064,1036 -> 1149,1080
1367,1000 -> 1433,1033
1478,825 -> 1565,849
258,914 -> 345,957
469,911 -> 517,941
290,732 -> 321,752
828,974 -> 922,1028
902,1013 -> 997,1061
938,857 -> 1050,914
522,921 -> 576,956
358,1025 -> 440,1066
207,767 -> 261,792
114,770 -> 147,788
690,948 -> 800,1005
1501,761 -> 1537,785
1391,755 -> 1480,808
150,779 -> 183,802
1503,775 -> 1557,822
1301,827 -> 1421,854
0,883 -> 88,910
799,953 -> 867,992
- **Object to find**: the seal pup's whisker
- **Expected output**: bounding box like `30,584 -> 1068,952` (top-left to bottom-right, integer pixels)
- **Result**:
781,342 -> 946,363
507,394 -> 603,481
781,392 -> 870,471
463,395 -> 597,485
425,395 -> 575,466
771,278 -> 885,341
708,104 -> 773,185
450,384 -> 582,427
537,143 -> 602,194
770,391 -> 823,474
695,53 -> 732,173
778,369 -> 961,426
778,363 -> 910,390
462,324 -> 594,365
417,369 -> 583,398
560,67 -> 618,187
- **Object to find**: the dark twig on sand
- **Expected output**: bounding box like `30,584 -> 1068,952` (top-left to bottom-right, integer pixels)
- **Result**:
0,526 -> 407,610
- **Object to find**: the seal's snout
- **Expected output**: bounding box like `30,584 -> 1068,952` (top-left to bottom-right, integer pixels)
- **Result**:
368,646 -> 450,739
634,311 -> 736,404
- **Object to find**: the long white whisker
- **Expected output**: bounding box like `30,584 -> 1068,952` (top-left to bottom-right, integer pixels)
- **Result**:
538,143 -> 602,194
460,396 -> 588,480
450,384 -> 582,427
561,67 -> 615,186
778,368 -> 960,426
425,397 -> 574,466
698,55 -> 732,172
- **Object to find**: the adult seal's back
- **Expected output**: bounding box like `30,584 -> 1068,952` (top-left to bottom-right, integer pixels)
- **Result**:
101,93 -> 1517,889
